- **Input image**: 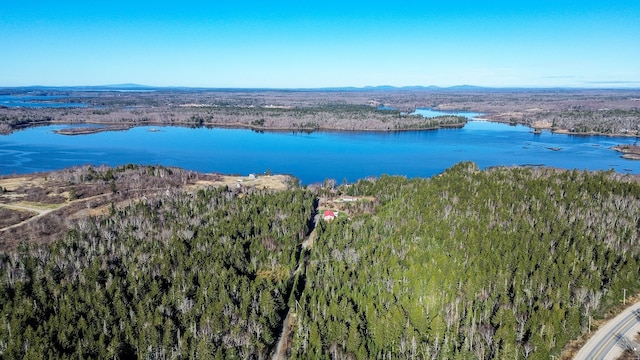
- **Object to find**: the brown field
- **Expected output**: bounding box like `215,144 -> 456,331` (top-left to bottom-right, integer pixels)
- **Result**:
187,174 -> 292,191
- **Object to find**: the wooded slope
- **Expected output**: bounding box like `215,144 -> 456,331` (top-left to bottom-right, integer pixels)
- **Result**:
1,163 -> 640,359
291,164 -> 640,359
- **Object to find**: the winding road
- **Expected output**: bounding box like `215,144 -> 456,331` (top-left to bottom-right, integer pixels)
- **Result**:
0,193 -> 112,232
574,301 -> 640,359
0,203 -> 56,231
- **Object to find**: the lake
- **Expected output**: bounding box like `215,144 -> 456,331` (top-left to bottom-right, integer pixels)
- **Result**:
0,95 -> 88,108
412,108 -> 483,119
1,116 -> 639,184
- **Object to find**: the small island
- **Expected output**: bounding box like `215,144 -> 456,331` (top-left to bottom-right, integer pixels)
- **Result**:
53,125 -> 132,135
612,144 -> 640,160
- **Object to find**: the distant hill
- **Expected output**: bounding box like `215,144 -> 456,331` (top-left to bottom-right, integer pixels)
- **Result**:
0,84 -> 159,92
91,83 -> 156,90
1,84 -> 636,93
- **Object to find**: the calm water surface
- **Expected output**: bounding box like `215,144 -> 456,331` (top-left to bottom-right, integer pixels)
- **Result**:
1,120 -> 639,184
0,95 -> 88,108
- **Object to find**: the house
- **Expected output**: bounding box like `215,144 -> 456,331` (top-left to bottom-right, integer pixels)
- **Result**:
323,210 -> 336,221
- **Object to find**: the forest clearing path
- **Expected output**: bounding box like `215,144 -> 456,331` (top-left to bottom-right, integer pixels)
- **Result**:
0,203 -> 58,232
272,201 -> 319,360
0,193 -> 109,232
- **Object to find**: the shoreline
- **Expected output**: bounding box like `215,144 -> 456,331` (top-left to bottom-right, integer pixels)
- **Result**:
2,88 -> 639,138
8,119 -> 469,136
611,144 -> 640,160
53,125 -> 133,135
482,117 -> 640,139
3,117 -> 640,139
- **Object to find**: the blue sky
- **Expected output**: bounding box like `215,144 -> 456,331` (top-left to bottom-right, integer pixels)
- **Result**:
2,1 -> 639,88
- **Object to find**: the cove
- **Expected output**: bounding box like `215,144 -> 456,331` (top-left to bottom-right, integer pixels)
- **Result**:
1,121 -> 639,184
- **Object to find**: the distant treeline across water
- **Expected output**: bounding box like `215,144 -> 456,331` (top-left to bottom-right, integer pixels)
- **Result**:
1,121 -> 639,183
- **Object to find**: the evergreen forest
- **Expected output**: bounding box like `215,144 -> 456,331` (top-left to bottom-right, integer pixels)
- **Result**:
1,162 -> 640,359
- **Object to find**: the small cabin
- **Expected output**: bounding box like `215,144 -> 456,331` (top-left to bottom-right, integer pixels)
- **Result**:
323,210 -> 336,221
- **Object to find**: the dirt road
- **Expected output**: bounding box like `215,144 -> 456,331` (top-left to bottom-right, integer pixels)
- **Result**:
0,203 -> 57,232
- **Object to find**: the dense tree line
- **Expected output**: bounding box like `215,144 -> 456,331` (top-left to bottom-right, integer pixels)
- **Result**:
290,163 -> 640,359
395,115 -> 467,130
543,109 -> 640,135
2,163 -> 640,358
0,103 -> 425,134
0,184 -> 314,358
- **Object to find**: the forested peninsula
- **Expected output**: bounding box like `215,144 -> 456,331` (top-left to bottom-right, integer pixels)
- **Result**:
1,87 -> 639,137
1,163 -> 640,359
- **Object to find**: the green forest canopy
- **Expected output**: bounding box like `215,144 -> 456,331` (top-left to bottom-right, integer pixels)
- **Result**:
1,162 -> 639,359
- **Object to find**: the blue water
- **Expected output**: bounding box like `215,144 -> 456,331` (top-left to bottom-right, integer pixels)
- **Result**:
413,108 -> 483,119
0,95 -> 88,108
1,121 -> 639,184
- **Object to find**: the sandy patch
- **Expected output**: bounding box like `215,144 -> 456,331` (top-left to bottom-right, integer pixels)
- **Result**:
188,175 -> 291,191
13,201 -> 63,211
0,176 -> 35,191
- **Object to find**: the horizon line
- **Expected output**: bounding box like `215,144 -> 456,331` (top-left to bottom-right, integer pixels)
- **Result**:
2,83 -> 640,91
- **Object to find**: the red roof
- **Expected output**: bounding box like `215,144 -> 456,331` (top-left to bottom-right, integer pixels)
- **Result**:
323,210 -> 335,217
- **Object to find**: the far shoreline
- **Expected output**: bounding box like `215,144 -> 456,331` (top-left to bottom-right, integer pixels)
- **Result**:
2,109 -> 639,140
20,120 -> 640,162
19,119 -> 469,136
5,116 -> 640,139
